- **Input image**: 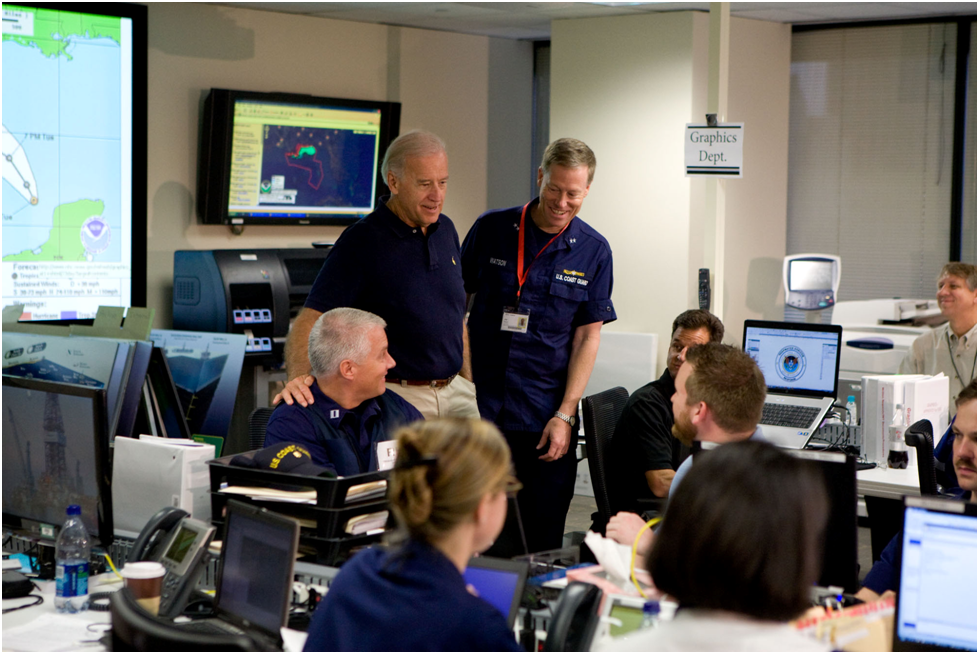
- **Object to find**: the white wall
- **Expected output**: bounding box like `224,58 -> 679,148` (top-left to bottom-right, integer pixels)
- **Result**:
145,3 -> 532,328
550,12 -> 790,366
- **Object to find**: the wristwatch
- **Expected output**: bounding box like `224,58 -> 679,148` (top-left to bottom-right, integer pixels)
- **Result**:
554,411 -> 576,427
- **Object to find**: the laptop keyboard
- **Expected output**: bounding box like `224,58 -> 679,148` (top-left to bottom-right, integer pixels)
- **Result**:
176,620 -> 246,637
761,403 -> 820,428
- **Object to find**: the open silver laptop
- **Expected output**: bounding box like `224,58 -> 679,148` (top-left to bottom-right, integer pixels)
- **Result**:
742,320 -> 843,449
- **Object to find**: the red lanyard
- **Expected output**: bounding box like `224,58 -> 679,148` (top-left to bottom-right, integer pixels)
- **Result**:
516,201 -> 571,300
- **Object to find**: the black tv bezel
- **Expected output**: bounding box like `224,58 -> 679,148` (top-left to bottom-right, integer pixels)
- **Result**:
197,88 -> 402,227
3,2 -> 148,323
2,374 -> 114,548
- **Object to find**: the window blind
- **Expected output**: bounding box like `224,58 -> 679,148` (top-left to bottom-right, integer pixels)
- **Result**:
788,23 -> 961,300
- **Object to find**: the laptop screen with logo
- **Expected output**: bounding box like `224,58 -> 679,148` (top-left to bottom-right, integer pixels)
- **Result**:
743,320 -> 841,396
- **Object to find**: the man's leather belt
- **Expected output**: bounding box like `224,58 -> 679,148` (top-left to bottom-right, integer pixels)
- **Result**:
386,374 -> 456,389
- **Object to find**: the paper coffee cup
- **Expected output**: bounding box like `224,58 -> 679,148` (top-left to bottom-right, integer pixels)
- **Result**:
121,561 -> 166,615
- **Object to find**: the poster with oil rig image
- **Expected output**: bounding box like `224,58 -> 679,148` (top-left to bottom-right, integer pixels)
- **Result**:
149,330 -> 246,438
2,386 -> 101,532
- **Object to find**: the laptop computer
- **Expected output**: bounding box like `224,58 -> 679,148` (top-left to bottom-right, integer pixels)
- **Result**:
742,319 -> 843,449
893,496 -> 977,652
177,499 -> 300,647
463,556 -> 529,629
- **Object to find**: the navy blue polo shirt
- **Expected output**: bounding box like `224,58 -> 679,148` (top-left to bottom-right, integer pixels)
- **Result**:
305,199 -> 466,380
264,383 -> 423,476
303,539 -> 522,651
461,199 -> 616,432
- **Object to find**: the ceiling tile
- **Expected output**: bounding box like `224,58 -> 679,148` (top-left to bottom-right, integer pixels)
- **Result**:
212,2 -> 979,40
733,7 -> 847,23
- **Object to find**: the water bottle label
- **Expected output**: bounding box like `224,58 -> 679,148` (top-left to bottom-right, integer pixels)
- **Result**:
56,561 -> 89,598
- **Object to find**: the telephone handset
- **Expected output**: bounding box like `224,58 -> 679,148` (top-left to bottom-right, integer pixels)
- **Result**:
129,506 -> 215,619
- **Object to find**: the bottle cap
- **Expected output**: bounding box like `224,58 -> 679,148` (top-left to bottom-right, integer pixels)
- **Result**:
847,395 -> 855,402
642,600 -> 660,613
66,505 -> 81,516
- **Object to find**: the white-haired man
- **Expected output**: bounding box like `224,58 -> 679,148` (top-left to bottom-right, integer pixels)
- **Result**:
265,308 -> 423,475
278,130 -> 478,419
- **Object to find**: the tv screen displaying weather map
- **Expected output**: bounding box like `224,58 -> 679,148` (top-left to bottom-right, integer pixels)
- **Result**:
227,98 -> 383,220
2,4 -> 141,321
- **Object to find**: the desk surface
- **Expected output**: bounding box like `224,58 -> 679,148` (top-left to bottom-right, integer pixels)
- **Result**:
2,587 -> 112,651
857,461 -> 920,501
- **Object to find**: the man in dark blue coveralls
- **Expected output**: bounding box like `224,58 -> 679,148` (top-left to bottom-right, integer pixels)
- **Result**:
461,138 -> 616,554
265,307 -> 423,475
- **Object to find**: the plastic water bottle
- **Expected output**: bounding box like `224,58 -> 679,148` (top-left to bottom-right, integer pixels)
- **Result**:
641,600 -> 660,629
55,505 -> 90,613
845,395 -> 858,427
887,404 -> 909,470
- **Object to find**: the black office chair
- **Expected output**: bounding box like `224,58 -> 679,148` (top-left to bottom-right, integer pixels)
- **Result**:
905,418 -> 939,496
110,587 -> 266,652
247,407 -> 277,451
581,387 -> 629,533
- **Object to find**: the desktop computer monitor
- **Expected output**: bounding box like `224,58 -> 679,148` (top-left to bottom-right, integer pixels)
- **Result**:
789,449 -> 858,593
2,375 -> 113,546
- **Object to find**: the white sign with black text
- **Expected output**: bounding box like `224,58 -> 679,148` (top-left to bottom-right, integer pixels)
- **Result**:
684,123 -> 744,177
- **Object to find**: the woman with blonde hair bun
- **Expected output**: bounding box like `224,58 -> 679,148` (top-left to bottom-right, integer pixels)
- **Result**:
303,418 -> 524,651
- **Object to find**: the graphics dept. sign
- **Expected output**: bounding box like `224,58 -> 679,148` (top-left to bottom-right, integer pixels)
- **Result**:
684,123 -> 743,177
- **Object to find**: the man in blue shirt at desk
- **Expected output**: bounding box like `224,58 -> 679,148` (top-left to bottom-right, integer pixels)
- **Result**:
265,308 -> 423,475
462,138 -> 615,554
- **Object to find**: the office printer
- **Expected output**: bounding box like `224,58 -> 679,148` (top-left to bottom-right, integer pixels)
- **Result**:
831,298 -> 936,409
172,248 -> 331,359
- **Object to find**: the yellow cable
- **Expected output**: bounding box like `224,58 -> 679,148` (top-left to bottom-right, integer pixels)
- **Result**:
630,517 -> 661,598
102,552 -> 123,579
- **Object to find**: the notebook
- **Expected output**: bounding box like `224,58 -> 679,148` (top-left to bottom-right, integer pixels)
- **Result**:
178,500 -> 300,647
463,556 -> 529,629
893,496 -> 977,652
742,319 -> 843,449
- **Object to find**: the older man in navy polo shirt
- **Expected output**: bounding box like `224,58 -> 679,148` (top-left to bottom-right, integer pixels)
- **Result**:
276,131 -> 478,419
264,308 -> 423,475
461,138 -> 616,554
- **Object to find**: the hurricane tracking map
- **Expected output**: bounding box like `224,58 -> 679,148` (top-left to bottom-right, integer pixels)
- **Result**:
2,5 -> 133,320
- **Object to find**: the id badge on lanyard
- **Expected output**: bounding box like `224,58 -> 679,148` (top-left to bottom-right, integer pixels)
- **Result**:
501,307 -> 530,333
500,202 -> 570,335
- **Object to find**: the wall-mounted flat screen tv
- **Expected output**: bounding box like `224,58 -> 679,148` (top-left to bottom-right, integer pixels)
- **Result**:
197,88 -> 401,226
1,2 -> 148,322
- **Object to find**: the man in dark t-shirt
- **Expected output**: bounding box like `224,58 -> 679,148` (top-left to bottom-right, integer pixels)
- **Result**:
607,310 -> 724,515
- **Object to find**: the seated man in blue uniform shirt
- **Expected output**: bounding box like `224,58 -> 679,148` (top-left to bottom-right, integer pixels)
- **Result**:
264,307 -> 423,476
605,343 -> 767,555
855,378 -> 977,602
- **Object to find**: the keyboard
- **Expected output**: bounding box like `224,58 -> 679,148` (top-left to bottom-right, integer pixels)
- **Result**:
761,403 -> 820,428
175,619 -> 246,637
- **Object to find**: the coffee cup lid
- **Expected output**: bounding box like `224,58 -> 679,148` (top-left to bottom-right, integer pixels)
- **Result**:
122,561 -> 166,579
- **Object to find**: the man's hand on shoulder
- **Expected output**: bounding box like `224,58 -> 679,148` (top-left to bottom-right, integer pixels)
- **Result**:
606,511 -> 655,556
537,417 -> 572,462
272,375 -> 316,407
